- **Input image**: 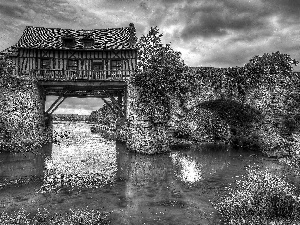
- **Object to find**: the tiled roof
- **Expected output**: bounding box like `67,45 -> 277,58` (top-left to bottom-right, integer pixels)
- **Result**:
2,23 -> 137,54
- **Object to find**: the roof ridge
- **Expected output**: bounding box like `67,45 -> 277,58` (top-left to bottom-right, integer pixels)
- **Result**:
24,25 -> 132,32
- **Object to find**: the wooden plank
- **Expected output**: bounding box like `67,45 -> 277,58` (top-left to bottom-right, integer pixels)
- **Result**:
103,90 -> 124,117
63,51 -> 65,70
31,57 -> 35,71
55,51 -> 58,69
124,87 -> 128,118
111,50 -> 120,59
35,49 -> 38,69
20,58 -> 26,72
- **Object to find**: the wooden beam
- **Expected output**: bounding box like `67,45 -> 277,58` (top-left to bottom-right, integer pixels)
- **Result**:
101,98 -> 117,116
123,87 -> 128,118
46,95 -> 63,113
102,90 -> 125,118
48,97 -> 66,115
38,81 -> 127,88
46,90 -> 68,113
103,90 -> 123,111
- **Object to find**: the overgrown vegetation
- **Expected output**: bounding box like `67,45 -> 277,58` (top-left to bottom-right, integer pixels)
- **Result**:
214,169 -> 300,224
89,103 -> 117,125
131,26 -> 189,126
0,208 -> 110,225
129,26 -> 300,153
129,27 -> 300,222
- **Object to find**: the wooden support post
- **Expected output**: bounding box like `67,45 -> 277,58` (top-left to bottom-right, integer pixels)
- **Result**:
123,87 -> 128,119
103,91 -> 124,117
101,98 -> 118,116
103,91 -> 122,111
46,96 -> 64,114
118,92 -> 123,118
48,97 -> 66,115
37,85 -> 46,113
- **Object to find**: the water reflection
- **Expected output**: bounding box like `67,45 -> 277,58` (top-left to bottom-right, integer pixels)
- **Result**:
171,144 -> 231,185
0,143 -> 52,189
41,122 -> 118,192
171,152 -> 203,183
0,122 -> 285,224
112,142 -> 220,224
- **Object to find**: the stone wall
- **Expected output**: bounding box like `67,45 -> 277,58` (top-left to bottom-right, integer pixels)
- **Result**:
0,74 -> 52,152
126,70 -> 300,154
126,81 -> 170,154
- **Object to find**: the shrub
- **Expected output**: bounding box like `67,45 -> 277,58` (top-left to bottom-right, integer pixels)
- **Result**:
0,208 -> 110,224
214,169 -> 300,224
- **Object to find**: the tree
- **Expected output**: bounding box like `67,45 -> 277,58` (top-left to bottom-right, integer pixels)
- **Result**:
131,27 -> 190,127
89,103 -> 117,125
244,51 -> 299,89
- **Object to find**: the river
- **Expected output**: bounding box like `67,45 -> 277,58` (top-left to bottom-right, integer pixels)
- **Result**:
0,122 -> 295,224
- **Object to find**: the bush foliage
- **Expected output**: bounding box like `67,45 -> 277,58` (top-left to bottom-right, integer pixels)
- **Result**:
215,169 -> 300,224
0,208 -> 110,225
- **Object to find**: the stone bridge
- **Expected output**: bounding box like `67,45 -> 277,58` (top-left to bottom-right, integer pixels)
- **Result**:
173,98 -> 263,145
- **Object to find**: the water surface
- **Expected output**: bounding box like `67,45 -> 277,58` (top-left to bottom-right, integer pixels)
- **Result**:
0,122 -> 290,224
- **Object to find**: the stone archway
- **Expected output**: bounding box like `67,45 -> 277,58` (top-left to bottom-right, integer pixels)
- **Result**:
177,99 -> 263,145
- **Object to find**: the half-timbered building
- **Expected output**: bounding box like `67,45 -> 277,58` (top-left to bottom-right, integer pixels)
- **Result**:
1,23 -> 138,118
3,23 -> 137,80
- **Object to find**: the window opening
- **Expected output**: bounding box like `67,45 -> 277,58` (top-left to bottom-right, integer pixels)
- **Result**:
82,39 -> 94,48
62,38 -> 75,48
67,59 -> 78,70
92,61 -> 103,71
41,58 -> 51,69
111,60 -> 122,71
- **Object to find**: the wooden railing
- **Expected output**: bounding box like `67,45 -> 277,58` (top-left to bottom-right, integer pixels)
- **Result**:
30,69 -> 132,81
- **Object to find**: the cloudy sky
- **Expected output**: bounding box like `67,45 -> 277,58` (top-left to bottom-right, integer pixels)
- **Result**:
1,0 -> 300,115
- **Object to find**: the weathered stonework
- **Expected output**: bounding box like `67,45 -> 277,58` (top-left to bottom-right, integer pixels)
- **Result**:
0,74 -> 52,152
126,81 -> 170,154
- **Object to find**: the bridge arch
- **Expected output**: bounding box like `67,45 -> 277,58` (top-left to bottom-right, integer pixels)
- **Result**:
175,99 -> 263,143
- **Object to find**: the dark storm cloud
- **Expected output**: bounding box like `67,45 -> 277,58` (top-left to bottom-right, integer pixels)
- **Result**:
265,0 -> 300,17
0,0 -> 101,50
34,0 -> 79,22
0,0 -> 78,23
173,0 -> 300,41
201,47 -> 255,68
177,1 -> 270,40
0,2 -> 28,19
